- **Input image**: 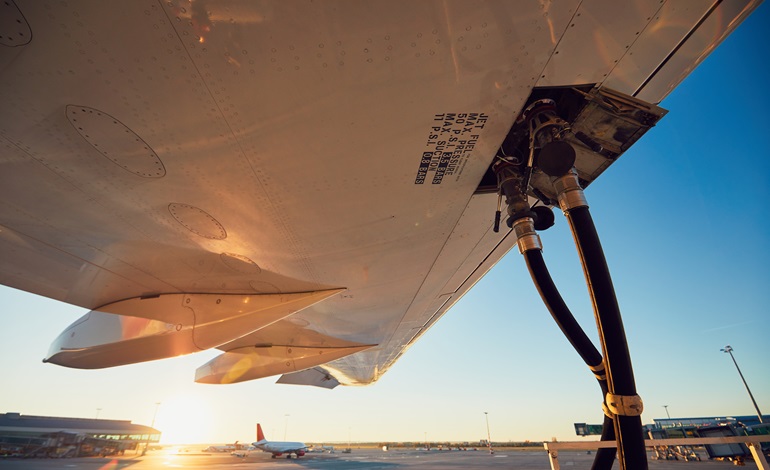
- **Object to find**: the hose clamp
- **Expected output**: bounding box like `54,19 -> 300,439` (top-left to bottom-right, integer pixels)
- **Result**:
605,392 -> 644,417
589,362 -> 606,381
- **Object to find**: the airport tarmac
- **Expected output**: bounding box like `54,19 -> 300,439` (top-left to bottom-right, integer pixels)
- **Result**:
0,447 -> 763,470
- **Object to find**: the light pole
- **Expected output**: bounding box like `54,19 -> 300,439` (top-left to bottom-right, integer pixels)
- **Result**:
142,402 -> 161,456
721,345 -> 764,424
150,402 -> 160,430
483,412 -> 493,454
95,408 -> 102,419
663,405 -> 670,419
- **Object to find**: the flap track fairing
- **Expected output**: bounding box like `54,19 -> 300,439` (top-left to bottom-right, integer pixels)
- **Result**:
43,289 -> 344,369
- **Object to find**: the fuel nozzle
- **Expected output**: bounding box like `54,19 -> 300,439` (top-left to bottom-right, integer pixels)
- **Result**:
491,156 -> 555,233
523,99 -> 576,180
491,99 -> 577,233
491,156 -> 530,233
521,99 -> 588,213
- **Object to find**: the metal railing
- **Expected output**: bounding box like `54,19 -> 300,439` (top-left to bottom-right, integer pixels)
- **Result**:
543,436 -> 769,470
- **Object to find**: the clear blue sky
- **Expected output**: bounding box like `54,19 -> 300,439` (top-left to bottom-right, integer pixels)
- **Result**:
1,4 -> 768,446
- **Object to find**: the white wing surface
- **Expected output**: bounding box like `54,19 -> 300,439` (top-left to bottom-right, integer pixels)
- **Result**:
0,1 -> 759,386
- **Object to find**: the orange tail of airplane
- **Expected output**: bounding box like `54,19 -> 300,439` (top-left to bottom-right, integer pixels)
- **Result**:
257,423 -> 266,442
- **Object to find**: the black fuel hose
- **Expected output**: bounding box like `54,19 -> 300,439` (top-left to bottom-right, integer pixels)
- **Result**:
523,249 -> 617,469
523,250 -> 602,367
595,383 -> 618,470
565,206 -> 648,468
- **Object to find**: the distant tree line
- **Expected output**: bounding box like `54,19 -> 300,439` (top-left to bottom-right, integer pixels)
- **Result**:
373,441 -> 543,449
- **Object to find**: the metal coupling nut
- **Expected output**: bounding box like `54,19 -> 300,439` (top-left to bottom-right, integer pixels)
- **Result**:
512,217 -> 542,253
553,169 -> 588,212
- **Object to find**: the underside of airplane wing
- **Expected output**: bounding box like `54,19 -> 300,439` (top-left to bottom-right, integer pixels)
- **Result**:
0,1 -> 759,387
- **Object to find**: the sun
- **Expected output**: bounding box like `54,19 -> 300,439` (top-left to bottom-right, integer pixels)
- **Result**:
154,392 -> 214,444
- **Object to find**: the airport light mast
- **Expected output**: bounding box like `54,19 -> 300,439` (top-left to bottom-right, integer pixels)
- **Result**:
663,405 -> 670,419
142,402 -> 161,456
484,412 -> 493,454
721,345 -> 764,423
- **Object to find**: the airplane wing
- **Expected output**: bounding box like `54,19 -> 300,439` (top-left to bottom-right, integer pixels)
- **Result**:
0,1 -> 760,386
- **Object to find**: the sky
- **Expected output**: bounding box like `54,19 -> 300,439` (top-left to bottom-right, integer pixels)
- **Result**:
1,4 -> 769,447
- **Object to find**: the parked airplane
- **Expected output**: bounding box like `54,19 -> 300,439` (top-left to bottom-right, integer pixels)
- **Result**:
252,424 -> 307,459
202,441 -> 246,453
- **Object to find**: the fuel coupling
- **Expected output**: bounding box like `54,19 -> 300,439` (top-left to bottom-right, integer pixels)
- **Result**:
491,156 -> 556,234
492,157 -> 531,227
523,99 -> 576,185
511,217 -> 542,254
493,152 -> 542,254
492,98 -> 580,233
522,99 -> 584,213
553,168 -> 588,213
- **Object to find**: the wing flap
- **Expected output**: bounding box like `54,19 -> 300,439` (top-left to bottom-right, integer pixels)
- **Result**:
195,343 -> 374,385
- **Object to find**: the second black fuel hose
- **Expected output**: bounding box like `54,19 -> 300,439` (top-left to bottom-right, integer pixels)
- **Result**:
522,247 -> 617,470
564,205 -> 647,469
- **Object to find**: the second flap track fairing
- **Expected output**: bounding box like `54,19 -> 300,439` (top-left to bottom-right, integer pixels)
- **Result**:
44,288 -> 346,369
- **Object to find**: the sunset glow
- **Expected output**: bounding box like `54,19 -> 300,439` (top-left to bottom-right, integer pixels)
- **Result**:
154,393 -> 213,444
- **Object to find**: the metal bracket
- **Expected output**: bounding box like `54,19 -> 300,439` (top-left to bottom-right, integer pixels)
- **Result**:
605,392 -> 644,417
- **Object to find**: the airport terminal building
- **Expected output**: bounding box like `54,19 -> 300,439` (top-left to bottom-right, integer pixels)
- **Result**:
652,415 -> 770,429
0,412 -> 160,458
575,414 -> 770,437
